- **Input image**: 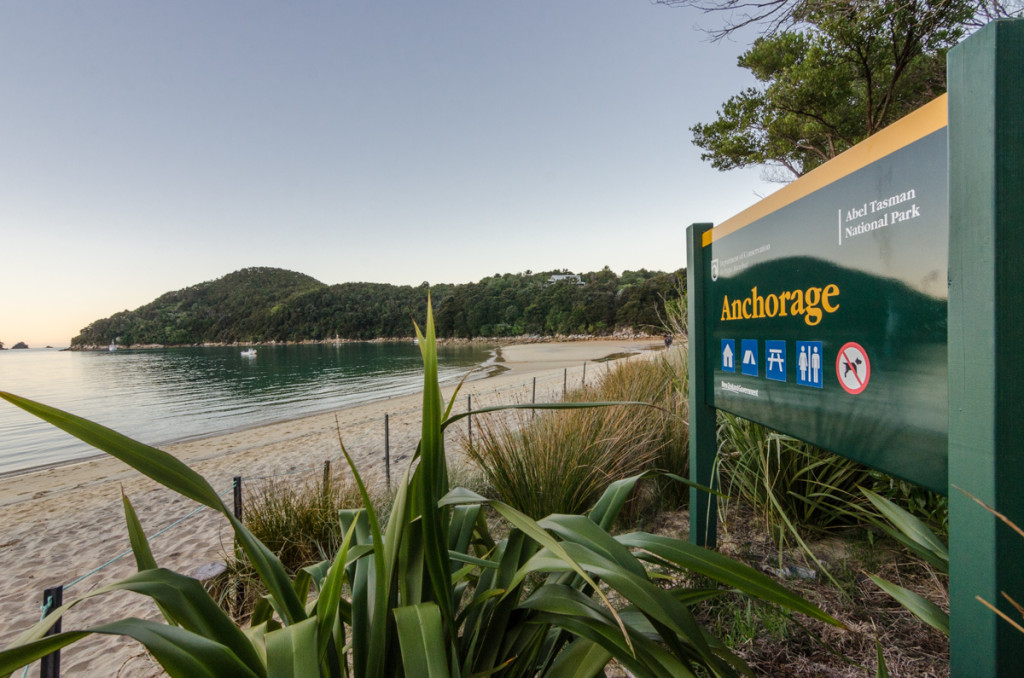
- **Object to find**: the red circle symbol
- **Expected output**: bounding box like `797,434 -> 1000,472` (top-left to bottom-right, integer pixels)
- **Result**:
836,342 -> 870,394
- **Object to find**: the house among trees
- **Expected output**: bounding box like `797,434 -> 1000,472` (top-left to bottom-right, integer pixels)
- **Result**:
547,273 -> 584,285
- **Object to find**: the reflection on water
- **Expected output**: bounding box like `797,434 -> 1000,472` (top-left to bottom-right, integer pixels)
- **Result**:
0,343 -> 492,475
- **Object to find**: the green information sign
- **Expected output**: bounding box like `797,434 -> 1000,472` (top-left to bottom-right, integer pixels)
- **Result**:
688,20 -> 1024,677
701,98 -> 949,494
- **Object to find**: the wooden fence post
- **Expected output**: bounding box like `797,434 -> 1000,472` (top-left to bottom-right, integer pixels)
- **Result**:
233,476 -> 243,522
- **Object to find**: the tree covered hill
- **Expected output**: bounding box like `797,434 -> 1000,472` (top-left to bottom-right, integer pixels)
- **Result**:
73,268 -> 327,347
71,266 -> 683,347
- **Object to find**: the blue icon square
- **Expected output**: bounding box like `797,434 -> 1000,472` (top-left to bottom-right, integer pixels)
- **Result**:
721,339 -> 735,372
740,339 -> 758,377
796,341 -> 824,388
765,340 -> 786,382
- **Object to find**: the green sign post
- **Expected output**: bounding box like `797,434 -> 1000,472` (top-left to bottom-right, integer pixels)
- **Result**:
687,19 -> 1024,677
947,20 -> 1024,677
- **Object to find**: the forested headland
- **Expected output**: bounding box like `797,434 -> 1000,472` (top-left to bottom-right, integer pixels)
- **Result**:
70,267 -> 683,348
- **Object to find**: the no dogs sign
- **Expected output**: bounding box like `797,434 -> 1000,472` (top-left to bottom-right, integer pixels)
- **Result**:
836,342 -> 870,394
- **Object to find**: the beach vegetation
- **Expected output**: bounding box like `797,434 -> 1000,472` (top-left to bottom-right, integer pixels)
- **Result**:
714,412 -> 949,569
239,469 -> 389,573
0,298 -> 841,678
463,349 -> 689,521
716,413 -> 875,553
462,404 -> 659,520
211,469 -> 392,618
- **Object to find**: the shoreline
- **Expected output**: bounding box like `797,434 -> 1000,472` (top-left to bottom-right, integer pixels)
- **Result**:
0,357 -> 505,483
1,338 -> 657,481
66,330 -> 659,352
0,341 -> 512,479
0,338 -> 661,676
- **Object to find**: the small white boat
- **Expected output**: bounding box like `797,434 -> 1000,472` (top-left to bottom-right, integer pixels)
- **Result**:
240,348 -> 257,358
108,342 -> 117,352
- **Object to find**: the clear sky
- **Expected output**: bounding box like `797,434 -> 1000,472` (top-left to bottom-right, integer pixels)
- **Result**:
0,1 -> 775,348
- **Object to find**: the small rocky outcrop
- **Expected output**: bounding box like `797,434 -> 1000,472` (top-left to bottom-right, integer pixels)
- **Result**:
12,342 -> 29,349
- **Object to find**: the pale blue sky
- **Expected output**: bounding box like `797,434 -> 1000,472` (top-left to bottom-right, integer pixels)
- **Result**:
0,1 -> 774,347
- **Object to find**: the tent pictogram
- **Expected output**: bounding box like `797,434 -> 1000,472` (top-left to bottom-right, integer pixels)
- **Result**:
741,339 -> 758,377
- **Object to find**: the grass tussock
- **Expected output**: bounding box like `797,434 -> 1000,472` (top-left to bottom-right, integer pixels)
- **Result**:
209,466 -> 390,618
464,403 -> 657,519
717,412 -> 875,534
585,346 -> 690,492
463,348 -> 689,520
715,412 -> 949,576
241,469 -> 384,569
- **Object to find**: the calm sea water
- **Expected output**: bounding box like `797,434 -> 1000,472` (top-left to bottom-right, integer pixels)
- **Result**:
0,343 -> 494,476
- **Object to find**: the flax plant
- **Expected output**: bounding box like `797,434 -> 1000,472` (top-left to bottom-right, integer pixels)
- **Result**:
0,298 -> 843,678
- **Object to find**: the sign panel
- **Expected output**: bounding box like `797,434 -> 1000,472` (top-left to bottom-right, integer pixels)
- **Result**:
702,97 -> 949,493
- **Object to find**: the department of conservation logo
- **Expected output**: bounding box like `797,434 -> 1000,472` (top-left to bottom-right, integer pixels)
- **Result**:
711,259 -> 719,282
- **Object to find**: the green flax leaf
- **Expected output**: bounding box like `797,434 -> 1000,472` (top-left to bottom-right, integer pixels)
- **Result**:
394,603 -> 451,678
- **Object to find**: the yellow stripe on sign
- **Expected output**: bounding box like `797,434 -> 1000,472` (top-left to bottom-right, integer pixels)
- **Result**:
703,94 -> 948,247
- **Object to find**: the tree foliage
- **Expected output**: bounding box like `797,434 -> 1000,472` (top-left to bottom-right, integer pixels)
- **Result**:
681,0 -> 1015,178
70,267 -> 684,347
656,0 -> 1021,41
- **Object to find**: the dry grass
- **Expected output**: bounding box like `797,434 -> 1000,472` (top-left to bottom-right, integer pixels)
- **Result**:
463,403 -> 660,519
460,349 -> 687,520
207,466 -> 391,618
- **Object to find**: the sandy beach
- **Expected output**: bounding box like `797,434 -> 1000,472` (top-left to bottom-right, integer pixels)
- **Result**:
0,338 -> 662,676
